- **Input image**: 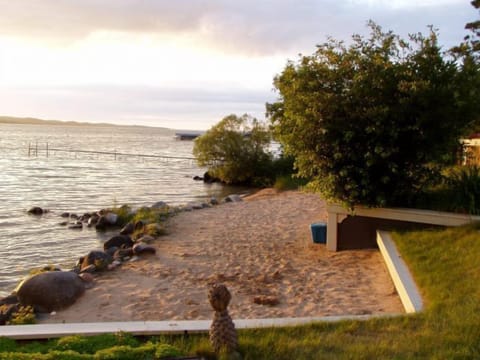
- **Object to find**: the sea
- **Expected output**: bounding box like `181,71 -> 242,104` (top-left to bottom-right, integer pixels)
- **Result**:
0,123 -> 246,297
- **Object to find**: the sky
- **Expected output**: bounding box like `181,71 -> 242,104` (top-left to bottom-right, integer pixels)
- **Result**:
0,0 -> 476,130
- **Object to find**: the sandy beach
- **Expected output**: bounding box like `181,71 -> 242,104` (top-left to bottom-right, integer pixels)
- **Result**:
39,189 -> 402,323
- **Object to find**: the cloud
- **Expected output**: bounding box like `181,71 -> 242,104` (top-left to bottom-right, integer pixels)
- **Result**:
0,0 -> 475,54
0,84 -> 273,129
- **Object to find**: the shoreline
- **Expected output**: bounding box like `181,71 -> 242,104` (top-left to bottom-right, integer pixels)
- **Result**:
36,189 -> 403,323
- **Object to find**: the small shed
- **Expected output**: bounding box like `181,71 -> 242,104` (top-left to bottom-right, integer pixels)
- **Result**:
461,133 -> 480,165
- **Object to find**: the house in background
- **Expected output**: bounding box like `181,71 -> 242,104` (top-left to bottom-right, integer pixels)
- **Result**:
461,133 -> 480,165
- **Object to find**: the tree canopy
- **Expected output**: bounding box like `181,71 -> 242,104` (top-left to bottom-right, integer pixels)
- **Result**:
267,22 -> 480,208
193,114 -> 272,185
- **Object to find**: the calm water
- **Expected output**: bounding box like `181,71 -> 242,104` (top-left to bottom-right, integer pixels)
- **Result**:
0,123 -> 245,297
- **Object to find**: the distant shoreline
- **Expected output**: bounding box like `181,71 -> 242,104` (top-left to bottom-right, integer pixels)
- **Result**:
0,115 -> 173,131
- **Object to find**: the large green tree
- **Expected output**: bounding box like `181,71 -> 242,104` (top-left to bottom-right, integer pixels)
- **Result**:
193,114 -> 272,185
267,22 -> 480,208
466,0 -> 480,53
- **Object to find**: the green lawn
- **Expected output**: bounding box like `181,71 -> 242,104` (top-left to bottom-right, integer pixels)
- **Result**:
1,225 -> 479,359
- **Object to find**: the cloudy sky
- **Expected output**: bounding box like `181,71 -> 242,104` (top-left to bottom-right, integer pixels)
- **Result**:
0,0 -> 476,130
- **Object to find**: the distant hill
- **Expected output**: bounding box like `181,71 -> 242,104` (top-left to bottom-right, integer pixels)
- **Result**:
0,116 -> 173,132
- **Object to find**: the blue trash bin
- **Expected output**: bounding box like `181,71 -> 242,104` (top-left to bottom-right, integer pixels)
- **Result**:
310,222 -> 327,244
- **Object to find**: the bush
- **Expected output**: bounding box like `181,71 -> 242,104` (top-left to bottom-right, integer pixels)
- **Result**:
193,114 -> 273,186
413,165 -> 480,214
55,333 -> 139,354
7,306 -> 36,325
446,165 -> 480,214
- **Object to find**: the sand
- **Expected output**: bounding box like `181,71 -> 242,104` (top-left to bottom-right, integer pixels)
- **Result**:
39,189 -> 403,323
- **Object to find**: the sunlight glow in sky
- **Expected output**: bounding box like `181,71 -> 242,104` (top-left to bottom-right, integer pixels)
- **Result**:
0,0 -> 476,129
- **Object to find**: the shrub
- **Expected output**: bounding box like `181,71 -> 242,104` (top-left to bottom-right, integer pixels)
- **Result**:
193,114 -> 273,186
7,306 -> 36,325
445,165 -> 480,214
55,333 -> 139,354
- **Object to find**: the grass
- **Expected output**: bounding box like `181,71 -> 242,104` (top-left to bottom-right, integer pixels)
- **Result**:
1,225 -> 479,358
273,174 -> 308,191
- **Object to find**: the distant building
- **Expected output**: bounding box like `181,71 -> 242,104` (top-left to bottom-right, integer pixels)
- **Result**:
461,133 -> 480,165
174,131 -> 204,141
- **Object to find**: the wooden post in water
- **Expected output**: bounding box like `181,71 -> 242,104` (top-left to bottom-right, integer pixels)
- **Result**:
28,143 -> 31,157
46,142 -> 49,158
35,141 -> 38,157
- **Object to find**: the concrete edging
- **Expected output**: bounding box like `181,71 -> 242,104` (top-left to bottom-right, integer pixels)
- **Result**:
376,230 -> 423,313
0,314 -> 391,340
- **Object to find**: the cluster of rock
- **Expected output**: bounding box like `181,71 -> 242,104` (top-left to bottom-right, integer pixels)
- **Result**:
74,221 -> 157,275
58,209 -> 122,231
2,193 -> 245,325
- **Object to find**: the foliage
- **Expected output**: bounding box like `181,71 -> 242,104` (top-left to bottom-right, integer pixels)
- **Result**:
446,165 -> 480,214
466,0 -> 480,55
132,206 -> 172,225
141,223 -> 167,237
193,114 -> 273,186
109,204 -> 170,238
55,333 -> 139,354
154,343 -> 183,359
273,175 -> 308,191
109,205 -> 133,227
0,334 -> 183,360
268,21 -> 480,208
7,306 -> 36,325
28,264 -> 60,276
418,165 -> 480,214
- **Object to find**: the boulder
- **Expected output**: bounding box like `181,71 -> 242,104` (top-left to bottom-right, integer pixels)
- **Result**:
79,213 -> 91,222
27,207 -> 45,215
203,171 -> 221,184
224,194 -> 243,203
133,243 -> 156,255
88,214 -> 99,227
0,303 -> 20,325
95,215 -> 108,230
151,201 -> 168,209
68,222 -> 83,230
119,222 -> 135,235
15,271 -> 85,312
105,246 -> 119,257
134,220 -> 145,232
78,272 -> 94,287
103,235 -> 133,251
113,247 -> 134,260
136,234 -> 155,244
81,250 -> 112,271
187,202 -> 206,210
105,213 -> 118,225
79,264 -> 96,273
1,293 -> 18,303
